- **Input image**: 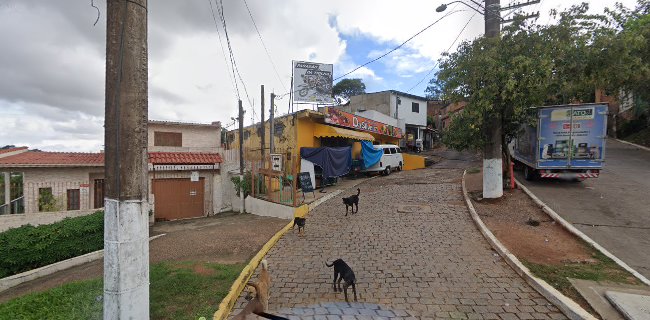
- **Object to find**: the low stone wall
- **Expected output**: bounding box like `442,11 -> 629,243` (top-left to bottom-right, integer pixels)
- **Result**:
234,196 -> 295,220
0,209 -> 99,233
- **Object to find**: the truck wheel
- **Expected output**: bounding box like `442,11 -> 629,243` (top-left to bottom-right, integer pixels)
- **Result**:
524,165 -> 536,181
384,167 -> 391,176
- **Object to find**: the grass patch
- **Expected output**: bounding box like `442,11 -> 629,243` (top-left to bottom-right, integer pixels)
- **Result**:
625,126 -> 650,148
522,249 -> 640,316
0,261 -> 243,320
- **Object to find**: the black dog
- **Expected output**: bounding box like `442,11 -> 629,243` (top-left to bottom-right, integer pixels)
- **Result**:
293,217 -> 306,236
342,188 -> 360,216
325,259 -> 357,302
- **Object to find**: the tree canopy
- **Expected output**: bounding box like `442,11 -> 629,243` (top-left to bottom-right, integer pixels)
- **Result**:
427,0 -> 650,151
332,78 -> 366,100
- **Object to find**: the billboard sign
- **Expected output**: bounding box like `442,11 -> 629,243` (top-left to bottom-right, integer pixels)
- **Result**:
292,61 -> 334,104
323,107 -> 403,138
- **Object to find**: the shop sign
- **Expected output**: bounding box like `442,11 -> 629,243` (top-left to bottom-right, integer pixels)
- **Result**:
323,107 -> 403,138
150,164 -> 219,171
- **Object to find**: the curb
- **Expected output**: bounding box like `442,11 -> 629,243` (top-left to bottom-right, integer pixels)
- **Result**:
0,233 -> 166,293
515,179 -> 650,287
462,171 -> 595,320
614,138 -> 650,152
213,176 -> 375,320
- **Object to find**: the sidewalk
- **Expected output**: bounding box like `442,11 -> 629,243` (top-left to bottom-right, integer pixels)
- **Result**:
230,167 -> 567,319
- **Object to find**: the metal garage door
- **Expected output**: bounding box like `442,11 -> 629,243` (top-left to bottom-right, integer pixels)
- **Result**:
153,178 -> 204,220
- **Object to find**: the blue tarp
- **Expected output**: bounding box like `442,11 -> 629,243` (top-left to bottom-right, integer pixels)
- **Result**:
361,141 -> 382,169
300,147 -> 352,179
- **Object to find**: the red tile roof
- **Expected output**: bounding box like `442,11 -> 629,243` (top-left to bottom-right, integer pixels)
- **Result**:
0,151 -> 222,167
148,152 -> 222,164
0,146 -> 28,155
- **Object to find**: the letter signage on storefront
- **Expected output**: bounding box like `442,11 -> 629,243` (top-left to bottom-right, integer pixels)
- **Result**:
323,107 -> 403,138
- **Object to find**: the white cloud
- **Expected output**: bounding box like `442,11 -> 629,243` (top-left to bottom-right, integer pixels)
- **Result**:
0,0 -> 639,151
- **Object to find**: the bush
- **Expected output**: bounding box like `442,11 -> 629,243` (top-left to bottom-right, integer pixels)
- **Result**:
618,115 -> 648,138
0,211 -> 104,278
230,171 -> 252,198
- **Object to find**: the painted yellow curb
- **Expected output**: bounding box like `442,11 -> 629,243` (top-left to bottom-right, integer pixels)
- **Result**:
212,205 -> 307,320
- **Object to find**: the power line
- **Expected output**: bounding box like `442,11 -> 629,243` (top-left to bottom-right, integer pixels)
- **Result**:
332,9 -> 467,83
242,0 -> 287,92
217,0 -> 257,123
215,0 -> 240,101
407,12 -> 477,94
207,0 -> 237,95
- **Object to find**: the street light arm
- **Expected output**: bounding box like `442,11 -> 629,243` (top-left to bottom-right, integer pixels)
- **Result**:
436,1 -> 484,15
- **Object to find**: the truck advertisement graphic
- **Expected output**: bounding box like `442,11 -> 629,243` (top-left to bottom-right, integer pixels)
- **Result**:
511,103 -> 608,179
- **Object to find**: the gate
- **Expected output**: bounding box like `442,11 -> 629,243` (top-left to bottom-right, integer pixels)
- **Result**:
152,178 -> 204,220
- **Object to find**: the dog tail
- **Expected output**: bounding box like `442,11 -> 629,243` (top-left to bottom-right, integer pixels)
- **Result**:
261,259 -> 268,270
325,261 -> 334,267
356,188 -> 360,195
253,312 -> 290,320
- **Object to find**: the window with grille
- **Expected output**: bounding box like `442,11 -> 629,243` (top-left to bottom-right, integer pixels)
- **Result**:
154,131 -> 182,147
412,102 -> 420,113
67,189 -> 80,210
38,187 -> 53,212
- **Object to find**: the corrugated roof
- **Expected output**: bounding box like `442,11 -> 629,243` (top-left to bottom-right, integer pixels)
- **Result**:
0,151 -> 223,167
148,152 -> 222,164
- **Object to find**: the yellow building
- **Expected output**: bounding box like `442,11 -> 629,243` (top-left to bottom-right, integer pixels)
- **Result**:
230,108 -> 403,162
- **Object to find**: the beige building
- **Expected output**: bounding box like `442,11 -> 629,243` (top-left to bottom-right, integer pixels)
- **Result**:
0,120 -> 228,223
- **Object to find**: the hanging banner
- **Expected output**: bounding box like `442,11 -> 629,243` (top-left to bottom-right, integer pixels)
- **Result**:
292,61 -> 334,104
323,107 -> 403,138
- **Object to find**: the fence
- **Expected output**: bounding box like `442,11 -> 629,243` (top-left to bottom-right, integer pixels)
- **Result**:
249,154 -> 301,207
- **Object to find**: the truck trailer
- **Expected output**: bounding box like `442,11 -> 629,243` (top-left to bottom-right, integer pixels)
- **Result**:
509,103 -> 608,181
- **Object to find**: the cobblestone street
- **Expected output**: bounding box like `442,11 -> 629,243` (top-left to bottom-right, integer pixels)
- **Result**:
231,167 -> 567,319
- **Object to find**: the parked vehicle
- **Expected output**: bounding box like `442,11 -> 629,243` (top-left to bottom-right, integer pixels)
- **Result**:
509,103 -> 608,181
361,144 -> 403,175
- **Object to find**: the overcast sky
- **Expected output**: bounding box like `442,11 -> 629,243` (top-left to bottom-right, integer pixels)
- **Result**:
0,0 -> 636,152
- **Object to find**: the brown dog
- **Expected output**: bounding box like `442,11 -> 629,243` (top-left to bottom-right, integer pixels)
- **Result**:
233,260 -> 271,320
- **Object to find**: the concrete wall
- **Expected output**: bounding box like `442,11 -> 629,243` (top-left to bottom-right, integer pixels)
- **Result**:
0,209 -> 98,232
349,92 -> 427,128
234,196 -> 295,220
148,123 -> 221,153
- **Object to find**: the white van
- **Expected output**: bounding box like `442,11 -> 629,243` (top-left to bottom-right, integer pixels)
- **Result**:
361,144 -> 404,175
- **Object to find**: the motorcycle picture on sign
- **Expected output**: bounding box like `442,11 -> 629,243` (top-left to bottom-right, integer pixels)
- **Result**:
292,61 -> 334,104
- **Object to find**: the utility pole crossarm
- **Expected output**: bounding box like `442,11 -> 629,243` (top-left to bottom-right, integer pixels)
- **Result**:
501,12 -> 539,23
500,0 -> 540,11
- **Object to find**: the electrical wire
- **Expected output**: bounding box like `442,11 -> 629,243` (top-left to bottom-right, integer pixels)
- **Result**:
406,12 -> 477,94
217,0 -> 257,123
274,9 -> 467,100
207,0 -> 237,95
332,9 -> 466,82
216,0 -> 241,101
242,0 -> 288,92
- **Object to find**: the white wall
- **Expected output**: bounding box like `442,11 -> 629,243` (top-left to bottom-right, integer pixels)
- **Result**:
148,123 -> 221,153
390,93 -> 427,127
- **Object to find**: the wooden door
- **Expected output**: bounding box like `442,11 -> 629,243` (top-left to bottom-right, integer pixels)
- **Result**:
152,178 -> 204,220
93,179 -> 104,209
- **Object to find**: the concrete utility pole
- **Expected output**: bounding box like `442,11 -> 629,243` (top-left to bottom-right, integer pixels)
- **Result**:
238,100 -> 245,213
104,0 -> 149,319
482,0 -> 503,199
270,93 -> 276,153
260,85 -> 265,161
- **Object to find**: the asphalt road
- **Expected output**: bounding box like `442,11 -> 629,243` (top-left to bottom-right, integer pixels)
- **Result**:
517,139 -> 650,279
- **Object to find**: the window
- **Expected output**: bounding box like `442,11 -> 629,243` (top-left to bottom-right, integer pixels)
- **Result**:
384,148 -> 392,154
412,102 -> 420,113
38,187 -> 53,212
391,148 -> 399,154
154,131 -> 182,147
67,189 -> 80,210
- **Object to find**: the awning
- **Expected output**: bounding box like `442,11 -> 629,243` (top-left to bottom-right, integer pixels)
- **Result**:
313,124 -> 375,141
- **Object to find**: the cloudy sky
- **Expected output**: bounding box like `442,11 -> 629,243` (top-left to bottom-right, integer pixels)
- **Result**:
0,0 -> 635,152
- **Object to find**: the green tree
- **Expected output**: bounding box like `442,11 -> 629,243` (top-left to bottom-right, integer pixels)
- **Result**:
332,78 -> 366,100
429,1 -> 649,153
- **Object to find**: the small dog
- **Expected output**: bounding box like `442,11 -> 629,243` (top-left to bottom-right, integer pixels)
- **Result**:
325,259 -> 358,302
342,188 -> 360,216
234,260 -> 273,319
293,217 -> 306,236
